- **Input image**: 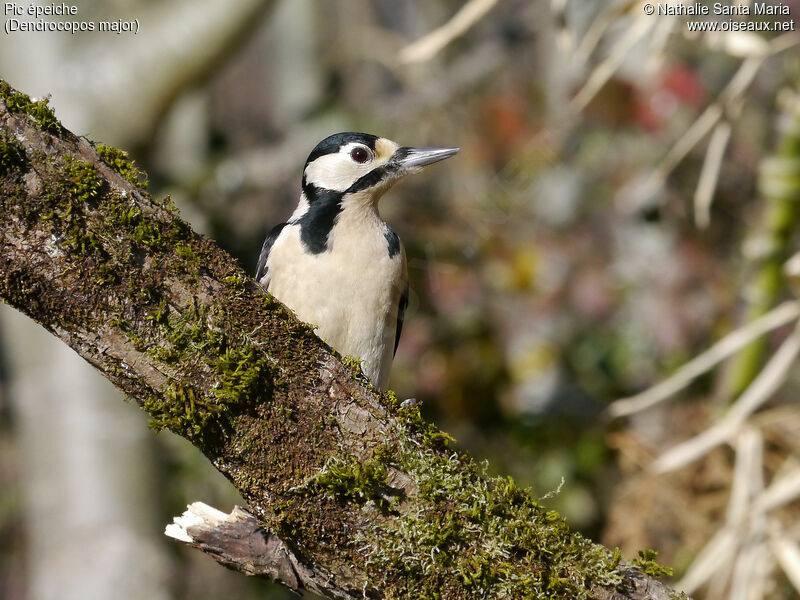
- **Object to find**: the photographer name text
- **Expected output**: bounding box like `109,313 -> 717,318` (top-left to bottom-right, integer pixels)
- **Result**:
655,3 -> 789,16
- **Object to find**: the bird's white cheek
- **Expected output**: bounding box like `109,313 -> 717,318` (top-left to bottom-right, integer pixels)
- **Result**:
305,155 -> 367,191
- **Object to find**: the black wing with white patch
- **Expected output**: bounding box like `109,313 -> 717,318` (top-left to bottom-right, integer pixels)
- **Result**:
394,284 -> 409,357
255,222 -> 288,284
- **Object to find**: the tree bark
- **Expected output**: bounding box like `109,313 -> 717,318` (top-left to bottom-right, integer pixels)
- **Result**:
0,81 -> 686,600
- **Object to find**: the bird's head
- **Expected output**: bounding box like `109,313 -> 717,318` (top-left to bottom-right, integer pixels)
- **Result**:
300,132 -> 459,209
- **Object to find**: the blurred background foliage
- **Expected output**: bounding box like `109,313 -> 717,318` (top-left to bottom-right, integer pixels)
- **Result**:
1,0 -> 800,599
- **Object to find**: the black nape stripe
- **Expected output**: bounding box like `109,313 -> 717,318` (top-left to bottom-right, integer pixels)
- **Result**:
301,173 -> 318,201
298,181 -> 344,254
384,226 -> 401,258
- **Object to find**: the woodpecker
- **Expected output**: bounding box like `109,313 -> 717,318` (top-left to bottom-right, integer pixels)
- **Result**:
256,132 -> 459,390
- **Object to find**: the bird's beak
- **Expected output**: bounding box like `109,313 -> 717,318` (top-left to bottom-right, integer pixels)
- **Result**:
394,146 -> 460,171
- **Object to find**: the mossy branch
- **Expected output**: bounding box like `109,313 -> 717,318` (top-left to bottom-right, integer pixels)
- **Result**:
0,80 -> 685,600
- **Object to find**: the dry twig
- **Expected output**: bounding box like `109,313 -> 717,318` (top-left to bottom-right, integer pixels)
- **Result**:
607,301 -> 800,418
399,0 -> 499,64
653,323 -> 800,473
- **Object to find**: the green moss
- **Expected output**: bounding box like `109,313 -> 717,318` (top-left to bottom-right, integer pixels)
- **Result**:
631,549 -> 674,578
39,157 -> 106,253
277,395 -> 629,598
144,347 -> 271,440
147,303 -> 209,362
384,390 -> 400,407
29,140 -> 186,270
125,330 -> 147,352
109,204 -> 189,256
213,347 -> 272,406
397,403 -> 456,450
144,382 -> 209,436
147,298 -> 170,326
28,100 -> 60,135
0,81 -> 60,134
177,241 -> 197,263
274,404 -> 294,420
0,132 -> 27,175
132,220 -> 163,248
111,205 -> 165,250
94,263 -> 119,285
2,269 -> 39,308
63,157 -> 103,203
314,454 -> 390,507
341,354 -> 371,384
341,355 -> 363,369
141,300 -> 274,439
96,143 -> 147,188
302,411 -> 628,599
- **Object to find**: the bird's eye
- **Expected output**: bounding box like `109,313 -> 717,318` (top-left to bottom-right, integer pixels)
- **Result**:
350,147 -> 370,163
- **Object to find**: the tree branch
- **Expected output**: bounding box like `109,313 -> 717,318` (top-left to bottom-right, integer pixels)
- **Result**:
0,80 -> 685,600
166,503 -> 353,598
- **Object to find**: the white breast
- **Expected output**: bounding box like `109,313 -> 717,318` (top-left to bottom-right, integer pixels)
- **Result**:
264,211 -> 406,390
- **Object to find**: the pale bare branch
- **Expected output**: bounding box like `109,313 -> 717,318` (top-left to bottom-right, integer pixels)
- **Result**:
653,324 -> 800,473
694,120 -> 732,228
607,301 -> 800,418
729,541 -> 769,600
639,56 -> 762,200
572,2 -> 630,68
570,13 -> 661,112
677,528 -> 739,594
639,31 -> 800,200
770,530 -> 800,594
727,428 -> 764,524
728,430 -> 768,600
754,467 -> 800,514
399,0 -> 499,64
697,30 -> 770,57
